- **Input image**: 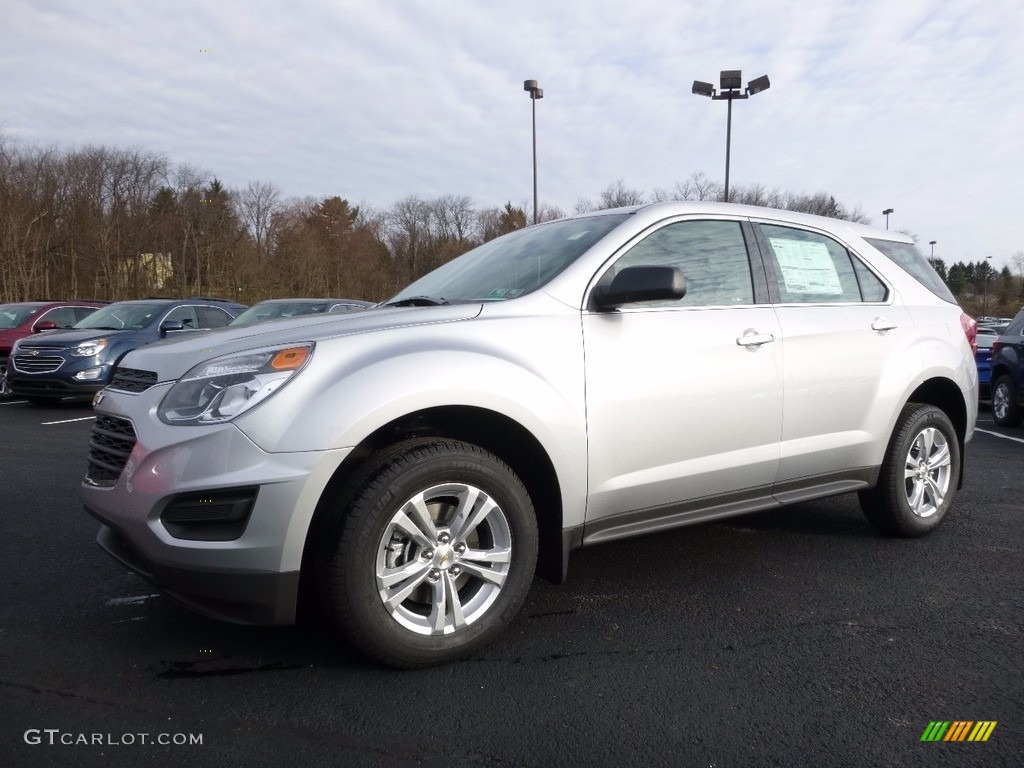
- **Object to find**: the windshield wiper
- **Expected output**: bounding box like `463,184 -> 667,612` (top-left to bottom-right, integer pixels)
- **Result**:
85,326 -> 122,331
384,296 -> 450,307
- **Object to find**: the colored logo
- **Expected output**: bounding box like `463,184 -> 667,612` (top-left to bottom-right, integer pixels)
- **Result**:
920,721 -> 997,742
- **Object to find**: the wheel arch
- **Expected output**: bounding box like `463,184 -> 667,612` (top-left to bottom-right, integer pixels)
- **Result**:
905,376 -> 969,489
300,405 -> 567,608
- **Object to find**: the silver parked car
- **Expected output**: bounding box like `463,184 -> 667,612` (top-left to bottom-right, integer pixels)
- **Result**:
82,202 -> 978,667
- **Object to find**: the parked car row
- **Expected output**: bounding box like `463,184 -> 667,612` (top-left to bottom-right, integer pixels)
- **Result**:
0,297 -> 371,403
0,300 -> 109,397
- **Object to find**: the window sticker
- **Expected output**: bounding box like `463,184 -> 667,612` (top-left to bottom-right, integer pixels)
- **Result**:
484,288 -> 525,299
769,238 -> 842,295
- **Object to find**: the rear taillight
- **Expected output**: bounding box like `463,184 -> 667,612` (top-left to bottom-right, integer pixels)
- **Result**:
992,340 -> 1003,354
960,313 -> 977,355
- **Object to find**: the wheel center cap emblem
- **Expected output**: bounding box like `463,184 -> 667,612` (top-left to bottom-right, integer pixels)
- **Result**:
433,545 -> 454,569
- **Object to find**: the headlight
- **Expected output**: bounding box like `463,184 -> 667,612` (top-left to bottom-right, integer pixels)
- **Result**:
158,344 -> 313,425
71,338 -> 108,357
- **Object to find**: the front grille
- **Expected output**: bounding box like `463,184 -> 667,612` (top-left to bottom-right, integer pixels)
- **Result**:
13,353 -> 66,374
110,367 -> 158,393
86,415 -> 138,487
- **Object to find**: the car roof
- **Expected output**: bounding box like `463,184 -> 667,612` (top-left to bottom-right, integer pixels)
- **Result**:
250,298 -> 371,305
0,299 -> 107,308
568,201 -> 914,245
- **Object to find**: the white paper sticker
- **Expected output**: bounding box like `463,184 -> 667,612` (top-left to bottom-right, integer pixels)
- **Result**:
769,238 -> 842,295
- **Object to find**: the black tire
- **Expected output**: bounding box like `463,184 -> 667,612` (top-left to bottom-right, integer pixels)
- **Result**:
858,404 -> 960,537
317,438 -> 538,668
991,375 -> 1023,427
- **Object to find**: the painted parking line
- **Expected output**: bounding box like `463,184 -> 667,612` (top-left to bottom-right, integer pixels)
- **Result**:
975,427 -> 1024,446
0,399 -> 28,406
41,415 -> 96,425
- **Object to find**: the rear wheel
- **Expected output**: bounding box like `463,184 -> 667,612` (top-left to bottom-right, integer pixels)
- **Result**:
317,439 -> 538,668
859,404 -> 960,537
991,375 -> 1023,427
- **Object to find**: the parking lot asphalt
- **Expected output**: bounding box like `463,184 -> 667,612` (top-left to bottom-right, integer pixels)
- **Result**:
0,397 -> 1021,768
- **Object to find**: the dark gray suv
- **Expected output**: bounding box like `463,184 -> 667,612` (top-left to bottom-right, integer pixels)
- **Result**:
990,308 -> 1024,426
9,298 -> 246,404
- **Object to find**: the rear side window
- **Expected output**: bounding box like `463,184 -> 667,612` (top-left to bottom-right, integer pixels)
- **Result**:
865,238 -> 955,303
760,225 -> 885,303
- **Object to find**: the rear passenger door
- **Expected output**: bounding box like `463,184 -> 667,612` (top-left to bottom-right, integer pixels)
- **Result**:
752,222 -> 912,486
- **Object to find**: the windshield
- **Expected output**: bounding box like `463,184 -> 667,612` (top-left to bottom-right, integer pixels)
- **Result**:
230,301 -> 333,326
0,303 -> 45,329
74,302 -> 166,331
386,214 -> 630,304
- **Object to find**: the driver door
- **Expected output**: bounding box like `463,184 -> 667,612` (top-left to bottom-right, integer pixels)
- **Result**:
582,218 -> 783,535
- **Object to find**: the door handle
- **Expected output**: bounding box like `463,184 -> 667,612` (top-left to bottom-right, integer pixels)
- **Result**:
871,317 -> 898,332
736,331 -> 775,347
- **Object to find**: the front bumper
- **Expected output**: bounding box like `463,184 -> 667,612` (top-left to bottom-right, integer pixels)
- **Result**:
81,387 -> 351,625
10,373 -> 107,398
91,521 -> 301,625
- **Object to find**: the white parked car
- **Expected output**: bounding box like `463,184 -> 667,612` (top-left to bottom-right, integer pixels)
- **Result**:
82,202 -> 978,667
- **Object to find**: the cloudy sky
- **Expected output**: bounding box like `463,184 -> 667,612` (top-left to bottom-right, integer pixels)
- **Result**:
4,0 -> 1023,269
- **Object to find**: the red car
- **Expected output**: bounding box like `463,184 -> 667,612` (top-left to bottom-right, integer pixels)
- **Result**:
0,300 -> 107,396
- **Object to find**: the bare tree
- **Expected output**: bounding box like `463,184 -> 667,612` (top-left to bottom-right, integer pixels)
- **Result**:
598,180 -> 645,209
433,194 -> 475,243
237,181 -> 281,261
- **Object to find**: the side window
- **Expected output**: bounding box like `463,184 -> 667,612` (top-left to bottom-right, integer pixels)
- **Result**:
37,306 -> 79,328
163,306 -> 200,329
761,225 -> 871,304
196,306 -> 232,329
851,258 -> 888,302
74,306 -> 101,323
609,220 -> 754,307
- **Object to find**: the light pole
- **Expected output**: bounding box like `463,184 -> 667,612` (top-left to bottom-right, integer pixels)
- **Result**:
929,240 -> 937,260
692,70 -> 770,202
524,79 -> 543,224
882,208 -> 893,229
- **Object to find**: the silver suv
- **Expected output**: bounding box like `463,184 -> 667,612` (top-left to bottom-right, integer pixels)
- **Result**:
82,202 -> 978,667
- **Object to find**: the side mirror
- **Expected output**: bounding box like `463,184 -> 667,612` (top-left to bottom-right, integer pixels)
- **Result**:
33,321 -> 58,333
592,266 -> 687,311
159,320 -> 185,337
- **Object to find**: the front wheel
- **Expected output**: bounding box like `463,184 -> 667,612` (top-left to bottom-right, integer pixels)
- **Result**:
318,439 -> 538,668
991,375 -> 1023,427
859,404 -> 961,537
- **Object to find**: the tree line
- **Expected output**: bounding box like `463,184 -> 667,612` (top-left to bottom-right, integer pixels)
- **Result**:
928,256 -> 1024,319
3,135 -> 1019,314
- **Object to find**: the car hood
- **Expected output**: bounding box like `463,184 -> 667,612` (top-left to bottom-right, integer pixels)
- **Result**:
14,328 -> 134,348
119,304 -> 483,383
